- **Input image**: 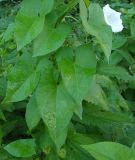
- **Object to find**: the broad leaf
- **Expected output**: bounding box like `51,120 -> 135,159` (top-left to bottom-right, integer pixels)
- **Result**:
4,139 -> 36,158
3,53 -> 39,103
35,58 -> 76,149
80,0 -> 112,61
57,45 -> 96,116
82,142 -> 135,160
15,0 -> 54,50
33,23 -> 71,57
0,148 -> 32,160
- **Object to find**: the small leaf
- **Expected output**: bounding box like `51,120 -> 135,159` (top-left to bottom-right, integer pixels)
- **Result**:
2,23 -> 15,41
85,78 -> 109,111
4,139 -> 36,158
25,94 -> 41,131
112,35 -> 127,50
80,106 -> 135,128
70,133 -> 95,145
118,50 -> 134,65
97,64 -> 133,81
0,109 -> 6,121
130,19 -> 135,39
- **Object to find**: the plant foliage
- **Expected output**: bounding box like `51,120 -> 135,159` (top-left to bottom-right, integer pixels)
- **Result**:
0,0 -> 135,159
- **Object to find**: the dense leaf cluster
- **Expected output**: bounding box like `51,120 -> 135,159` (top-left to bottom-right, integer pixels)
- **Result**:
1,0 -> 135,159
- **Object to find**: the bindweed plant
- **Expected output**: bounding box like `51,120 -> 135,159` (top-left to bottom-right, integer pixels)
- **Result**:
1,0 -> 135,159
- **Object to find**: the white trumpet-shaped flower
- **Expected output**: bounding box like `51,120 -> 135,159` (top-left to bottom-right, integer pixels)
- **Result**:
103,4 -> 124,33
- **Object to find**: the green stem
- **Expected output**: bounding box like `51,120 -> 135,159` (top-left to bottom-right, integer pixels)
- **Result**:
56,0 -> 79,26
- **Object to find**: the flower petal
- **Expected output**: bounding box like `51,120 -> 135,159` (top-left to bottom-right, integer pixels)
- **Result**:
103,4 -> 124,33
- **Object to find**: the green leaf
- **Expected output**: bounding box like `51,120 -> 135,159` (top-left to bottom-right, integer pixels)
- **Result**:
46,151 -> 60,160
118,50 -> 134,65
96,75 -> 129,110
84,0 -> 90,7
66,143 -> 93,160
54,0 -> 63,7
97,64 -> 132,81
0,77 -> 6,97
82,142 -> 135,160
0,109 -> 6,121
55,0 -> 79,21
112,35 -> 127,50
33,126 -> 55,151
0,148 -> 32,160
130,19 -> 135,39
108,86 -> 129,111
81,106 -> 135,128
4,139 -> 36,158
2,23 -> 15,41
35,58 -> 76,149
57,45 -> 96,117
80,0 -> 112,61
109,51 -> 123,65
25,94 -> 41,131
69,133 -> 95,145
15,0 -> 54,50
96,74 -> 112,88
0,126 -> 4,144
85,78 -> 109,110
33,23 -> 71,57
3,53 -> 39,103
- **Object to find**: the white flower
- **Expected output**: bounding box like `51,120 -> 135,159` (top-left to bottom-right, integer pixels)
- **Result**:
103,4 -> 124,33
